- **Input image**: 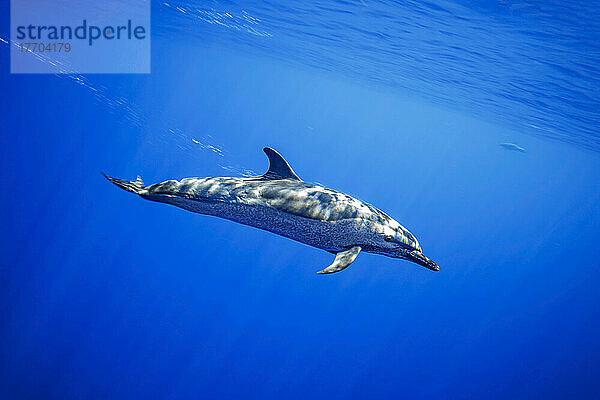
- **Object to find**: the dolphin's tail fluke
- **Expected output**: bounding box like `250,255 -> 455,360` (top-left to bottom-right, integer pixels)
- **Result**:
103,173 -> 145,194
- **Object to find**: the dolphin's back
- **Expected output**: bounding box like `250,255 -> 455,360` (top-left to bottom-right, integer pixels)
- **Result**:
144,176 -> 389,224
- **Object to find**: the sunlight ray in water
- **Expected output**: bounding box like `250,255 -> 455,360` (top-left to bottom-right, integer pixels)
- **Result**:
0,34 -> 254,176
162,2 -> 273,38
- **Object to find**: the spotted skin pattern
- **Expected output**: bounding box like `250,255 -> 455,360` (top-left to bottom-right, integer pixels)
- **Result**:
105,148 -> 439,273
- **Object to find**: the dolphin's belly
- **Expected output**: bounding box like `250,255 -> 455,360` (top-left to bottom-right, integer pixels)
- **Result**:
141,176 -> 418,251
146,193 -> 373,251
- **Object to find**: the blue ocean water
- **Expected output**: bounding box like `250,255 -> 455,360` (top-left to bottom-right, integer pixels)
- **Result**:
1,1 -> 600,399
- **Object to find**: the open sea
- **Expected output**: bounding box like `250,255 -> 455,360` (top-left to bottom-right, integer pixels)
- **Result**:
1,1 -> 599,398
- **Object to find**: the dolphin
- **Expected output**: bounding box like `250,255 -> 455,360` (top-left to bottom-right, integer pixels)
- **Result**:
500,142 -> 526,152
104,148 -> 439,274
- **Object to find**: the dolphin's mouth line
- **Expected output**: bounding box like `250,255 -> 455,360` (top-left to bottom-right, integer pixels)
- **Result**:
393,244 -> 413,251
405,250 -> 439,271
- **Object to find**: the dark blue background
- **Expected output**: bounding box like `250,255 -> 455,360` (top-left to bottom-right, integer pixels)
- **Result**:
2,1 -> 600,399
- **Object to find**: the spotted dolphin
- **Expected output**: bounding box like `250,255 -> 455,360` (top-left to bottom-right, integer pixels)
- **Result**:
104,148 -> 439,273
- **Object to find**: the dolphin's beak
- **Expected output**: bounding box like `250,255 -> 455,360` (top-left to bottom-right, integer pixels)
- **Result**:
406,250 -> 439,271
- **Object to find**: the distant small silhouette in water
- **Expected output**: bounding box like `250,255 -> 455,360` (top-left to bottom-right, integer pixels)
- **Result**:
500,142 -> 526,152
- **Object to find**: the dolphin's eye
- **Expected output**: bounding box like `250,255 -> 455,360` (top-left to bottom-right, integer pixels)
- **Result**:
384,235 -> 393,242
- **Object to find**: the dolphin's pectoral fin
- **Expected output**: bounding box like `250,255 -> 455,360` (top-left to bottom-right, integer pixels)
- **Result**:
261,147 -> 302,181
317,246 -> 362,274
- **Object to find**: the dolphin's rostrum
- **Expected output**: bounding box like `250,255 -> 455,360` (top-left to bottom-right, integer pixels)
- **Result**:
105,148 -> 439,273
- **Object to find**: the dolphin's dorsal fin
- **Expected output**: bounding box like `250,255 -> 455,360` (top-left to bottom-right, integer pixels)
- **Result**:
317,246 -> 362,274
261,147 -> 302,181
